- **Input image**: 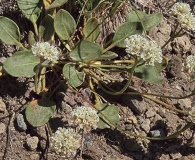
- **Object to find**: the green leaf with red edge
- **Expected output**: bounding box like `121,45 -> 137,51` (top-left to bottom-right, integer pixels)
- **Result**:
25,98 -> 56,127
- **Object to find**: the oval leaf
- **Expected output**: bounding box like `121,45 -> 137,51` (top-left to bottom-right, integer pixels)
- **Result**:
17,0 -> 42,24
54,9 -> 76,40
0,16 -> 20,45
99,51 -> 118,60
69,40 -> 102,61
83,18 -> 100,42
126,11 -> 163,31
39,14 -> 54,41
113,22 -> 141,48
63,63 -> 85,87
96,103 -> 119,129
3,50 -> 40,77
28,31 -> 36,46
134,58 -> 167,84
25,98 -> 56,127
47,0 -> 68,10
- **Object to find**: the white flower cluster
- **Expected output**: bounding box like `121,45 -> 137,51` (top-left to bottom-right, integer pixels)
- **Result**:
125,35 -> 162,65
31,42 -> 60,62
186,54 -> 195,72
71,106 -> 99,131
170,2 -> 195,31
50,128 -> 81,158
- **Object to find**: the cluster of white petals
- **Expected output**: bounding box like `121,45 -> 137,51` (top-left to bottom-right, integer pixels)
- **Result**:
50,128 -> 81,158
125,35 -> 162,65
70,106 -> 99,131
186,54 -> 195,72
170,2 -> 191,16
31,42 -> 60,62
170,2 -> 195,31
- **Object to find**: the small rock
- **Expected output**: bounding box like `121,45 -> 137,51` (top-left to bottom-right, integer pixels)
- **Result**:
26,136 -> 39,150
39,139 -> 47,151
145,108 -> 155,118
170,152 -> 182,159
16,114 -> 27,131
149,129 -> 165,137
0,123 -> 6,134
178,98 -> 192,110
0,99 -> 6,113
122,96 -> 146,114
167,55 -> 182,78
30,153 -> 39,160
159,154 -> 170,160
173,35 -> 191,53
140,119 -> 150,132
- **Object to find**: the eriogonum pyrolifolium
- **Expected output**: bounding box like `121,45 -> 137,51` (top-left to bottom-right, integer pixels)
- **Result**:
50,127 -> 81,158
125,35 -> 162,65
170,2 -> 195,31
70,106 -> 99,131
31,42 -> 60,62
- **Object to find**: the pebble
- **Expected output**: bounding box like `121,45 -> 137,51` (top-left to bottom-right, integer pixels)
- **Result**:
16,114 -> 27,131
170,152 -> 182,159
145,108 -> 155,118
30,153 -> 39,160
122,96 -> 146,114
0,123 -> 6,134
140,119 -> 150,132
149,129 -> 165,137
26,136 -> 39,150
178,98 -> 192,109
0,99 -> 6,113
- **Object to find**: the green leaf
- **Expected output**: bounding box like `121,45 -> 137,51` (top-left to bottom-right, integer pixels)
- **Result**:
3,50 -> 40,77
126,10 -> 163,31
17,0 -> 42,24
96,103 -> 119,129
134,58 -> 167,84
112,22 -> 141,48
54,9 -> 76,40
25,98 -> 56,127
99,51 -> 118,60
28,31 -> 36,46
39,14 -> 54,41
69,40 -> 102,61
47,0 -> 68,10
0,16 -> 20,45
63,63 -> 85,87
83,18 -> 100,42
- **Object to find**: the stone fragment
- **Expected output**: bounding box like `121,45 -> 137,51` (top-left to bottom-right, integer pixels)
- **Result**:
26,136 -> 39,150
16,114 -> 27,131
170,152 -> 182,159
0,123 -> 6,134
122,96 -> 146,114
149,129 -> 165,137
145,108 -> 155,118
30,153 -> 39,160
173,35 -> 191,53
140,119 -> 150,132
0,99 -> 6,113
178,98 -> 192,109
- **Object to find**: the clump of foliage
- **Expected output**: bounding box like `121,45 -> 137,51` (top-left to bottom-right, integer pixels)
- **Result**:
0,0 -> 195,158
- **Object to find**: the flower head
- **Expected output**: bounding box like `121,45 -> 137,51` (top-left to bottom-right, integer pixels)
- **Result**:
186,54 -> 195,72
50,127 -> 81,158
170,2 -> 195,31
70,106 -> 99,131
170,2 -> 191,16
125,35 -> 162,65
178,13 -> 195,31
31,42 -> 60,62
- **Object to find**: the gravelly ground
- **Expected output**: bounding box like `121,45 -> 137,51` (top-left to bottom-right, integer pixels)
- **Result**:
0,0 -> 195,160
